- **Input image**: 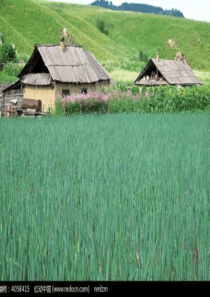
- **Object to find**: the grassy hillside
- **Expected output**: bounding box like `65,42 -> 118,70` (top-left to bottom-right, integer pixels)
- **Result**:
0,0 -> 116,62
0,0 -> 210,75
39,0 -> 210,71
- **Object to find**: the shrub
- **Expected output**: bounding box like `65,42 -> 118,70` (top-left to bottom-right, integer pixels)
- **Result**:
54,98 -> 63,116
61,92 -> 110,115
96,19 -> 109,35
141,84 -> 146,96
139,50 -> 149,63
0,42 -> 17,64
131,85 -> 140,95
146,85 -> 210,113
117,83 -> 127,93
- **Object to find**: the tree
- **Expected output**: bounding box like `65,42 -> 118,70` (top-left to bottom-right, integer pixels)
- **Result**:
91,1 -> 184,18
0,42 -> 17,65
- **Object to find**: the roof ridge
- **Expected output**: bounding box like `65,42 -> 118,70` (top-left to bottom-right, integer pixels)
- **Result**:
35,44 -> 82,48
151,58 -> 188,62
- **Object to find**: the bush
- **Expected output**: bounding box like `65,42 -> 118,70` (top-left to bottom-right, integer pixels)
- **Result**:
131,85 -> 140,95
61,92 -> 110,115
0,42 -> 17,64
117,83 -> 127,93
139,50 -> 149,63
96,19 -> 109,35
145,85 -> 210,113
54,98 -> 63,116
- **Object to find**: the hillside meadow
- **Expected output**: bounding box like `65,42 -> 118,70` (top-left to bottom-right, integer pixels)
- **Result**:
0,113 -> 210,281
0,0 -> 210,77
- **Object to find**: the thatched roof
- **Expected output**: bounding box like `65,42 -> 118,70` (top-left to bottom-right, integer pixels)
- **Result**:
134,58 -> 202,86
18,44 -> 111,85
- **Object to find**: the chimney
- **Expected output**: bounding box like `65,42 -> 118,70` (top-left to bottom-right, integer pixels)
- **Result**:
156,51 -> 159,62
60,36 -> 65,53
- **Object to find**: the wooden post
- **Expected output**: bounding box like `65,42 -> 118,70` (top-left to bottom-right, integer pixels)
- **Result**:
11,107 -> 17,117
6,105 -> 11,118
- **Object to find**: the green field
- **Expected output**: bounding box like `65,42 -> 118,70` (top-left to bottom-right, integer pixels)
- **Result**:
1,113 -> 209,281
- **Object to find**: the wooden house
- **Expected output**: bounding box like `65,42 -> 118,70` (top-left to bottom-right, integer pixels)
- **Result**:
0,84 -> 11,116
2,42 -> 112,114
1,81 -> 24,117
134,52 -> 202,89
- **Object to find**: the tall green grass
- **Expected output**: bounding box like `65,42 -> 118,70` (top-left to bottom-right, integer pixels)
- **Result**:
0,113 -> 209,281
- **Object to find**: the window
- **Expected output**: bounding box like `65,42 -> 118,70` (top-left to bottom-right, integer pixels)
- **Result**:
81,88 -> 87,95
62,89 -> 70,97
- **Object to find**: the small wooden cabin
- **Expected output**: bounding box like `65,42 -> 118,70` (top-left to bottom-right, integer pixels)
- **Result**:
134,53 -> 202,89
0,84 -> 13,116
10,43 -> 112,112
1,81 -> 23,117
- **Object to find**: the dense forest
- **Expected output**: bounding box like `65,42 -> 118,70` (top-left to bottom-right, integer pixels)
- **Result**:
91,0 -> 184,18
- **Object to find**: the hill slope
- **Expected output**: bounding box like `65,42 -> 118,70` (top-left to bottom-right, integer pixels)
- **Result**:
0,0 -> 210,71
0,0 -> 116,62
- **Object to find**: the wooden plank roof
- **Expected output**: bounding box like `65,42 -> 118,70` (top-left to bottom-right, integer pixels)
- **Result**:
134,58 -> 202,86
21,73 -> 51,85
85,51 -> 111,81
0,83 -> 13,95
18,44 -> 111,84
1,80 -> 21,93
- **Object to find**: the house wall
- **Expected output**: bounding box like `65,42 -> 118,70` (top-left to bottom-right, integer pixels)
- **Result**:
54,82 -> 101,102
23,80 -> 110,112
23,84 -> 56,112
